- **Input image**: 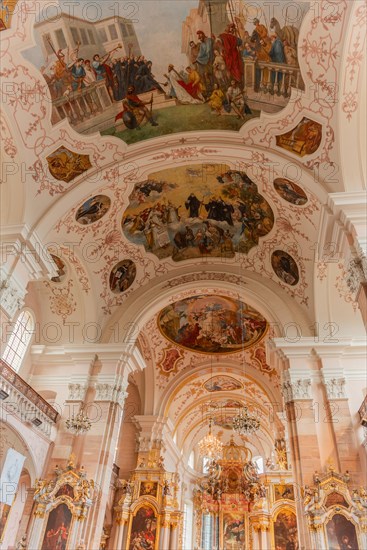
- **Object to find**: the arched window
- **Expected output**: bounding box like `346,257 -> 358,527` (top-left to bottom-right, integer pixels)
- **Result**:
253,455 -> 264,474
188,450 -> 194,468
2,310 -> 34,372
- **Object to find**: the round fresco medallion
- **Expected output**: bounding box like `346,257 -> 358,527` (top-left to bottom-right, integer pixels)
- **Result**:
158,295 -> 268,354
109,260 -> 136,294
271,250 -> 299,286
273,178 -> 308,205
75,195 -> 111,225
50,254 -> 67,283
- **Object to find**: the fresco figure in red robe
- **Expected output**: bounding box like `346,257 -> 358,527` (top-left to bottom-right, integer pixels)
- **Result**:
218,23 -> 243,83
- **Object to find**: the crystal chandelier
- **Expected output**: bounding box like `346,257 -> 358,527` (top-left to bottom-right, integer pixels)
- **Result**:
66,408 -> 92,435
232,406 -> 260,435
198,416 -> 223,460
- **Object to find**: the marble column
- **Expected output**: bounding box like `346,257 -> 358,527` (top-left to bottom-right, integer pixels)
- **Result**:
27,514 -> 46,550
272,340 -> 321,550
169,521 -> 179,549
111,518 -> 128,549
316,347 -> 363,479
160,521 -> 171,550
75,347 -> 144,550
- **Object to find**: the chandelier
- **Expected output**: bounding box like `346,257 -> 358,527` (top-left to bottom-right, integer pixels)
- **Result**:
198,416 -> 223,460
232,406 -> 260,435
65,408 -> 92,435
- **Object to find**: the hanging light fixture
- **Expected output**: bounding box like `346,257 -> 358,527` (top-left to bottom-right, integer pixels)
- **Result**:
198,416 -> 223,460
65,407 -> 92,435
232,405 -> 260,435
232,295 -> 261,436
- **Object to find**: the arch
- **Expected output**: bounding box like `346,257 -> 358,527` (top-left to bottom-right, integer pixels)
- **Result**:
104,268 -> 313,346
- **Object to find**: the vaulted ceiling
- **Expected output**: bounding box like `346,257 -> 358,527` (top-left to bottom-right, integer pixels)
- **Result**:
1,0 -> 366,457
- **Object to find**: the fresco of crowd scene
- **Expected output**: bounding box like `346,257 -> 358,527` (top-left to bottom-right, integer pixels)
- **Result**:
41,15 -> 301,123
121,167 -> 274,261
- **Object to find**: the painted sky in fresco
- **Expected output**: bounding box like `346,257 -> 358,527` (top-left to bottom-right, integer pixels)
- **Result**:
24,0 -> 309,81
24,0 -> 197,76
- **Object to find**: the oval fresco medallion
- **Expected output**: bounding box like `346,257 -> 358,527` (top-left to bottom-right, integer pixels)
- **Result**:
273,178 -> 308,205
271,250 -> 299,286
50,254 -> 67,283
109,260 -> 136,294
122,164 -> 274,261
158,295 -> 268,354
75,195 -> 111,225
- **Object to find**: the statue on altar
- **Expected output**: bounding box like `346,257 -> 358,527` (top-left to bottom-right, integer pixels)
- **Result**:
16,535 -> 27,549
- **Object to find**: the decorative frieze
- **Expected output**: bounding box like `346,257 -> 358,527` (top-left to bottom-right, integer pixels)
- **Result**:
94,383 -> 128,406
324,377 -> 346,400
68,383 -> 88,402
282,379 -> 312,403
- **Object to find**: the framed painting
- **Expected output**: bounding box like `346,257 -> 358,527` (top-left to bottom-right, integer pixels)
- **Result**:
222,512 -> 246,550
273,509 -> 298,550
274,484 -> 295,501
325,513 -> 360,550
41,502 -> 72,550
0,502 -> 11,542
139,482 -> 158,498
128,505 -> 159,550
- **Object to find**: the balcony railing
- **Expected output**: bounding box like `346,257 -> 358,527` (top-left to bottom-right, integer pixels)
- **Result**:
0,359 -> 59,437
51,80 -> 116,130
244,59 -> 304,111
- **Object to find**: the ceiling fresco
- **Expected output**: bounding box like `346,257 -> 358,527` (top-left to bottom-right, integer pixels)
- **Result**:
203,375 -> 243,392
122,164 -> 274,261
46,146 -> 92,183
24,0 -> 309,145
0,0 -> 17,31
275,117 -> 322,157
109,259 -> 136,294
273,178 -> 308,206
271,250 -> 299,286
75,195 -> 111,225
158,295 -> 268,354
167,370 -> 273,427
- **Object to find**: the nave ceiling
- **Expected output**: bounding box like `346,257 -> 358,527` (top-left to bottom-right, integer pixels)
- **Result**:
1,1 -> 366,436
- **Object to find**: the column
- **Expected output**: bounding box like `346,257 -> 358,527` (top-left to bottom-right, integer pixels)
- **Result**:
260,526 -> 270,550
248,520 -> 260,550
76,347 -> 144,550
111,518 -> 128,550
316,346 -> 363,479
169,522 -> 179,549
27,513 -> 46,550
160,520 -> 171,550
272,340 -> 321,550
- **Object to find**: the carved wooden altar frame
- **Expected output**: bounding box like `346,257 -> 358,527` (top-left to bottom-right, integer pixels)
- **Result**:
323,508 -> 363,550
220,509 -> 249,550
38,498 -> 76,550
126,500 -> 161,550
270,504 -> 298,550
